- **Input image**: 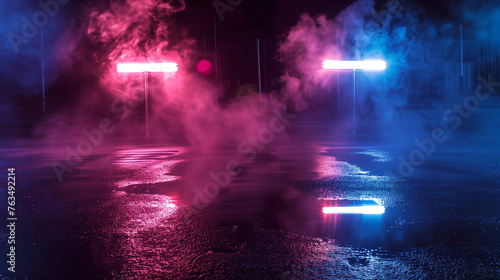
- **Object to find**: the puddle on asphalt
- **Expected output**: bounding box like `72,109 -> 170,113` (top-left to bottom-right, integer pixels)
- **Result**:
113,147 -> 185,188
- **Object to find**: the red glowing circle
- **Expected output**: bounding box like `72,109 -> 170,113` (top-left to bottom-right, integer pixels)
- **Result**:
197,59 -> 213,75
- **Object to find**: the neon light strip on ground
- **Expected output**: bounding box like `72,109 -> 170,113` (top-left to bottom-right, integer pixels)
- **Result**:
322,205 -> 385,214
117,62 -> 178,73
322,60 -> 387,70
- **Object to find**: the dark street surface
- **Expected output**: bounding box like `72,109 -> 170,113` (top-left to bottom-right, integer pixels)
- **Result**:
2,0 -> 500,278
1,128 -> 500,279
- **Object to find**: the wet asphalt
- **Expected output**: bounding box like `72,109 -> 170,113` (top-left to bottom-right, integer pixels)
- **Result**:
1,130 -> 500,279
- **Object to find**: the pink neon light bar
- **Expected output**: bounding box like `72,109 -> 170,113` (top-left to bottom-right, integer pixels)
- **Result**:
322,205 -> 385,214
117,62 -> 178,73
322,60 -> 387,71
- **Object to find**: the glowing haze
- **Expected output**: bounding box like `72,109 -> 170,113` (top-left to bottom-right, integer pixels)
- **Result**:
33,0 -> 496,149
28,0 -> 500,205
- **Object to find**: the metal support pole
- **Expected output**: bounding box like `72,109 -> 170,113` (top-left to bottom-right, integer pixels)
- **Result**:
337,73 -> 341,113
214,18 -> 218,89
144,72 -> 150,137
384,72 -> 387,111
41,32 -> 46,116
174,12 -> 178,44
257,38 -> 262,96
460,23 -> 464,96
204,34 -> 207,57
336,34 -> 340,113
460,24 -> 464,78
353,69 -> 356,135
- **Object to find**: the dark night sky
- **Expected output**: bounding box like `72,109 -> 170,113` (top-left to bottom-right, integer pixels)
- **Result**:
0,0 -> 461,56
53,0 -> 461,40
176,0 -> 457,38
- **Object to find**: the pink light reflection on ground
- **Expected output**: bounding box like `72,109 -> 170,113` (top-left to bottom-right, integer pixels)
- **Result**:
113,147 -> 185,189
109,192 -> 179,277
114,191 -> 178,236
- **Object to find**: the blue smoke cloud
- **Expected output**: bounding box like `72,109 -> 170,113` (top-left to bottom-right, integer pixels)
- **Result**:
0,0 -> 72,95
276,0 -> 470,143
461,0 -> 500,45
